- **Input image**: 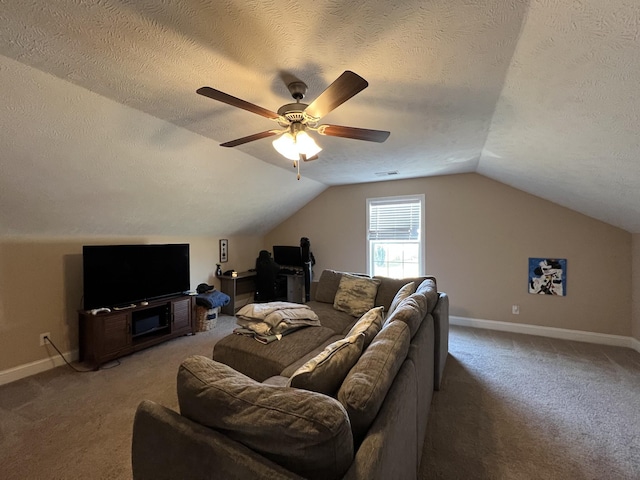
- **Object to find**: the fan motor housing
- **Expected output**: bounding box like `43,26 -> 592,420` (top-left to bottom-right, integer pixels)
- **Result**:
277,103 -> 309,123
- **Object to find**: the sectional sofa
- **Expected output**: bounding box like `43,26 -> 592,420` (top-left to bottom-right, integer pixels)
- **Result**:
132,270 -> 449,480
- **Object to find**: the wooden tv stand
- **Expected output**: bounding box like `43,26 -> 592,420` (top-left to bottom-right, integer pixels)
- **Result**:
78,295 -> 195,369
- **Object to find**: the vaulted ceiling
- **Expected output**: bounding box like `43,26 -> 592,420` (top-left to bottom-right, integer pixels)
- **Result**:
1,0 -> 639,236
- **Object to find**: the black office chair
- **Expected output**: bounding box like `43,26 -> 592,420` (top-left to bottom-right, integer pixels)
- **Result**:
254,250 -> 285,302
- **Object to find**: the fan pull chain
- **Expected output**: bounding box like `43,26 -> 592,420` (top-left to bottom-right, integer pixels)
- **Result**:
293,159 -> 301,180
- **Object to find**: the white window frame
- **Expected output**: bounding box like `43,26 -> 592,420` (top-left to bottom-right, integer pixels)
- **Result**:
366,194 -> 425,277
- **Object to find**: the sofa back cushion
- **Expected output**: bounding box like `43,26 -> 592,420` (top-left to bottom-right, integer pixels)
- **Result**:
386,281 -> 416,318
383,292 -> 428,338
374,275 -> 436,311
415,277 -> 439,313
287,332 -> 365,396
333,274 -> 381,317
178,355 -> 353,480
315,269 -> 345,303
337,321 -> 411,444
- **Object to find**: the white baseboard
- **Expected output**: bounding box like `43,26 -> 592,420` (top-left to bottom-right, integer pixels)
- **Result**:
0,349 -> 79,386
450,316 -> 640,353
3,321 -> 638,385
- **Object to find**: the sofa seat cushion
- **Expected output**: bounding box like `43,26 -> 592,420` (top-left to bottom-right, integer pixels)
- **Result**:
178,356 -> 354,480
383,292 -> 428,338
288,333 -> 366,396
304,301 -> 359,334
333,274 -> 381,317
213,326 -> 336,382
337,321 -> 411,444
280,335 -> 342,377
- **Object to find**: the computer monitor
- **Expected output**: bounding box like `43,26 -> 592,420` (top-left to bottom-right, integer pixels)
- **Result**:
272,245 -> 303,267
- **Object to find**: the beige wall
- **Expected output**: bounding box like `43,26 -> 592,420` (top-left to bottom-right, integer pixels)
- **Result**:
2,173 -> 635,374
265,173 -> 632,336
0,235 -> 262,372
632,235 -> 640,342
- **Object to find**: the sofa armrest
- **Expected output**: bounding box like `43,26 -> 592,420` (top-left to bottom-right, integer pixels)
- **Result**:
432,292 -> 449,390
132,400 -> 302,480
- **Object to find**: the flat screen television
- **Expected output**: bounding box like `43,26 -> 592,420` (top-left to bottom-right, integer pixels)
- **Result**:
272,245 -> 303,267
82,243 -> 190,310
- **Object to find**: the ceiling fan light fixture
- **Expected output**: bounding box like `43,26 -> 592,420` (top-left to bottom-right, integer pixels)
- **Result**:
272,132 -> 299,161
272,129 -> 322,161
294,130 -> 322,158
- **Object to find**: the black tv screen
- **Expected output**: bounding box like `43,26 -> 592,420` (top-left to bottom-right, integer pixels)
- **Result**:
272,245 -> 303,267
82,244 -> 190,310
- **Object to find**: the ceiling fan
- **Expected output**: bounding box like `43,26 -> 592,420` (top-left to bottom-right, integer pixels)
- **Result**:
196,71 -> 390,179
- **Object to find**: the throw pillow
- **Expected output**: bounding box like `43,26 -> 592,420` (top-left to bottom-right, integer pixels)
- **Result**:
337,321 -> 411,445
333,274 -> 381,317
345,306 -> 384,348
177,355 -> 353,480
288,333 -> 365,396
383,292 -> 428,338
386,282 -> 416,318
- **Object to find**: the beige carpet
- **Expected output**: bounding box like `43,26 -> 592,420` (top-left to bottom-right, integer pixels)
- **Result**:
1,318 -> 638,479
422,326 -> 640,480
0,315 -> 237,479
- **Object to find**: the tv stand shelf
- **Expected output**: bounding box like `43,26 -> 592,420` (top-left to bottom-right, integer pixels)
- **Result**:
79,295 -> 195,369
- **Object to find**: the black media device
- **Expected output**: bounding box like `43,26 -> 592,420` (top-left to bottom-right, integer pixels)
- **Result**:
82,243 -> 190,311
272,245 -> 303,267
131,305 -> 170,337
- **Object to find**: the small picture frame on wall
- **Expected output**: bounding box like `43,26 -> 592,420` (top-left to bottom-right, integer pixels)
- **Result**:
528,258 -> 566,296
219,239 -> 228,263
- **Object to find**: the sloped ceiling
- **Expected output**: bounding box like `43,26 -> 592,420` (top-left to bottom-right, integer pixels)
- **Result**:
1,0 -> 639,236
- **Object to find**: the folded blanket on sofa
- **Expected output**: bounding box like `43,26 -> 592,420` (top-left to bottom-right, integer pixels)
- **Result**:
232,326 -> 305,344
195,290 -> 231,309
236,302 -> 320,336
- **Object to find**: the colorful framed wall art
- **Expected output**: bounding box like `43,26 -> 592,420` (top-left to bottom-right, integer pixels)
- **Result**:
528,258 -> 566,296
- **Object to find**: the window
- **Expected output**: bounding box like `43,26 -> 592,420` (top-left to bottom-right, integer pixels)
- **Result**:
367,194 -> 424,277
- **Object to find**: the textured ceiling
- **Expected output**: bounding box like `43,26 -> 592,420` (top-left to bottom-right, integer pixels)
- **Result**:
479,0 -> 640,233
1,0 -> 639,236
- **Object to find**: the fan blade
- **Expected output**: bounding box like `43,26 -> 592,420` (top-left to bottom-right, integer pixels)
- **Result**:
220,130 -> 279,147
300,154 -> 319,162
304,71 -> 368,120
317,125 -> 390,143
197,87 -> 280,120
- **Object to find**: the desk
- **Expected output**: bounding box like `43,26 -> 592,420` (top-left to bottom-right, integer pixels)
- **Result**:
218,271 -> 256,315
280,272 -> 305,304
218,270 -> 306,315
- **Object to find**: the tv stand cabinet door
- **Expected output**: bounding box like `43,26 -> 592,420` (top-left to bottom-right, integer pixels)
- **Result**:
101,313 -> 132,359
171,297 -> 192,334
80,312 -> 130,368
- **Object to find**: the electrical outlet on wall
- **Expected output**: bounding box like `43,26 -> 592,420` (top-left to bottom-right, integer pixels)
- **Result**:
39,332 -> 51,346
512,305 -> 520,315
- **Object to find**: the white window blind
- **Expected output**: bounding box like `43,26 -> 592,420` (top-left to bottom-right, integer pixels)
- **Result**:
366,195 -> 424,277
368,198 -> 421,241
